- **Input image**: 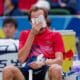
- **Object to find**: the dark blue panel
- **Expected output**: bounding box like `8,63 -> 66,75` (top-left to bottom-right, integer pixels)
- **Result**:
66,18 -> 80,37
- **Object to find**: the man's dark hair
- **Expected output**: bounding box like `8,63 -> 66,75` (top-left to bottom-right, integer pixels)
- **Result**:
28,6 -> 51,26
3,18 -> 17,29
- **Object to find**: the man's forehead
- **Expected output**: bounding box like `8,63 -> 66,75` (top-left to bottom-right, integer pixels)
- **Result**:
31,10 -> 44,17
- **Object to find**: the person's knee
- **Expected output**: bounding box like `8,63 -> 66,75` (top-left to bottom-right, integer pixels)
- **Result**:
3,65 -> 17,75
3,66 -> 11,74
49,64 -> 62,74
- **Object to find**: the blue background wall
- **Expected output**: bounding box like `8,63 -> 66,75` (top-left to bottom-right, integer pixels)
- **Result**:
0,16 -> 80,38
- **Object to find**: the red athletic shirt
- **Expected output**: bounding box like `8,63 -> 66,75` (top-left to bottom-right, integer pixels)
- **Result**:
19,28 -> 64,59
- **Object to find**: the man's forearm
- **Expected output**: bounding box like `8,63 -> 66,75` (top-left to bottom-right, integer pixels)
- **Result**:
45,52 -> 63,65
18,31 -> 35,63
45,58 -> 63,66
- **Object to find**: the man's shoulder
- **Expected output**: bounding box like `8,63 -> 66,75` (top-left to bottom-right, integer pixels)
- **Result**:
53,31 -> 61,35
49,30 -> 61,37
21,30 -> 30,33
20,30 -> 30,35
48,29 -> 61,35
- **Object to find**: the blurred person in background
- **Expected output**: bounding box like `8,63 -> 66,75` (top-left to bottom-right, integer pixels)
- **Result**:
59,0 -> 77,14
4,0 -> 24,16
76,0 -> 80,14
48,0 -> 77,14
2,18 -> 18,39
33,0 -> 50,11
0,0 -> 3,16
19,0 -> 37,13
47,0 -> 60,8
3,7 -> 64,80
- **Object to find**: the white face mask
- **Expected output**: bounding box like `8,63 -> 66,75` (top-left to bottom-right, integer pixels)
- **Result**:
31,15 -> 47,28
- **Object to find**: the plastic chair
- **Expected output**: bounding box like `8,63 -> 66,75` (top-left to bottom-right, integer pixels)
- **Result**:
0,29 -> 5,38
29,70 -> 33,80
49,8 -> 71,15
27,50 -> 73,80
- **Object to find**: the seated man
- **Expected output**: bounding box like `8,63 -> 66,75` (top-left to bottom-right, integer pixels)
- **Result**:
3,7 -> 64,80
4,0 -> 24,16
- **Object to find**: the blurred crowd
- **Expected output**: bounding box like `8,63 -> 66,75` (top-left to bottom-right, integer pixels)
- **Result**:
0,0 -> 80,16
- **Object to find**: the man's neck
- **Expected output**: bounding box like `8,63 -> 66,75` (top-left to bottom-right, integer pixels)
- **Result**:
38,27 -> 48,34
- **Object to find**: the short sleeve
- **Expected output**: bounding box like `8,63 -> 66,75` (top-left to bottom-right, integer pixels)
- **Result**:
53,32 -> 65,53
19,31 -> 29,50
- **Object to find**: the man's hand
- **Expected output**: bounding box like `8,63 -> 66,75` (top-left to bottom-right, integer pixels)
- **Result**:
28,61 -> 45,69
31,22 -> 43,35
60,3 -> 66,7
